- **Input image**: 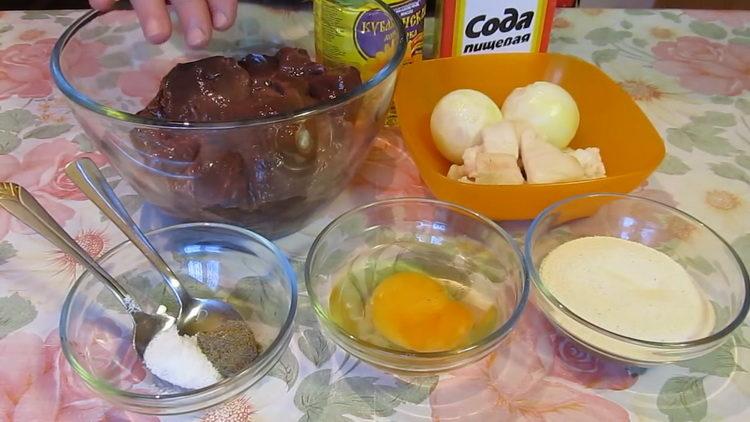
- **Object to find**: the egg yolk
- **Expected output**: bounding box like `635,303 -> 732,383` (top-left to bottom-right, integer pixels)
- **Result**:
369,272 -> 474,352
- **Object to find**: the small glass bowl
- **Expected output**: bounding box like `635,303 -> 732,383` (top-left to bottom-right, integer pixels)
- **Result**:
305,198 -> 529,375
525,193 -> 750,366
59,223 -> 297,414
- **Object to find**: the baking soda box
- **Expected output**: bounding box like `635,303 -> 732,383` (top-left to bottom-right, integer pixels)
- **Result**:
435,0 -> 556,57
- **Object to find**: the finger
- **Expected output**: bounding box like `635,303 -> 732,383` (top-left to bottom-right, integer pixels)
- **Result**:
89,0 -> 117,10
207,0 -> 238,31
173,0 -> 213,48
131,0 -> 172,44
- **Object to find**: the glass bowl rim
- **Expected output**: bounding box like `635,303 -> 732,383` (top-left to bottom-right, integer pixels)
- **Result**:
304,197 -> 530,359
59,222 -> 298,404
524,192 -> 750,350
49,0 -> 406,130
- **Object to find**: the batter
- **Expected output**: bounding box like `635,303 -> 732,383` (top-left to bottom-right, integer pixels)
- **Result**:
540,236 -> 715,343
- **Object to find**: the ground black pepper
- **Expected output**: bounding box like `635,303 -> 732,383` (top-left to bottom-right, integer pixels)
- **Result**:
197,320 -> 262,377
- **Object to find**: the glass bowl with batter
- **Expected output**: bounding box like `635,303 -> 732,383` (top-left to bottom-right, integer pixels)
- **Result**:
525,193 -> 750,366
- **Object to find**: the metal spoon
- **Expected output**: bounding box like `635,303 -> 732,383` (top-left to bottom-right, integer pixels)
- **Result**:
0,182 -> 174,357
65,158 -> 243,336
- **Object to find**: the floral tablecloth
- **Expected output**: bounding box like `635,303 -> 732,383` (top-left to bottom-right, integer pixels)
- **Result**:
1,7 -> 750,422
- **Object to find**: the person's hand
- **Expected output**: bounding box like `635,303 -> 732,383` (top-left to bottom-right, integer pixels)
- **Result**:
89,0 -> 238,48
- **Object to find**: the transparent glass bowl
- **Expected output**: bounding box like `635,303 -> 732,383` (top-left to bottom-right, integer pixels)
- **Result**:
50,1 -> 405,239
525,193 -> 750,366
305,198 -> 529,375
59,223 -> 297,414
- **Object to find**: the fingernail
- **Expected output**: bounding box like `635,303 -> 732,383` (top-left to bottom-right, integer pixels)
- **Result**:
187,27 -> 207,47
144,19 -> 163,40
213,11 -> 228,29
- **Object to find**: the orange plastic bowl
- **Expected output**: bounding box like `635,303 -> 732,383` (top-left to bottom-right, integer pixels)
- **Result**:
393,53 -> 665,221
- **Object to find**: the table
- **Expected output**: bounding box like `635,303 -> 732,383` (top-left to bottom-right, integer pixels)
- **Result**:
1,7 -> 749,422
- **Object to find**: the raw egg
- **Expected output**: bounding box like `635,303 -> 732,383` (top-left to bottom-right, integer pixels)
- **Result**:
369,272 -> 474,352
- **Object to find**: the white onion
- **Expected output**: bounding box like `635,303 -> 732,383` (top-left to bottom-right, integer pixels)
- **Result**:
501,82 -> 579,149
430,89 -> 503,163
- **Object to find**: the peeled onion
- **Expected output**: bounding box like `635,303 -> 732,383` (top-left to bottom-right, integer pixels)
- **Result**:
430,89 -> 503,163
501,82 -> 579,149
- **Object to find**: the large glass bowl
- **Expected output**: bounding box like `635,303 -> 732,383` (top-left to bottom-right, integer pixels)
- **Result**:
50,1 -> 405,239
305,198 -> 529,375
525,193 -> 750,366
59,223 -> 297,414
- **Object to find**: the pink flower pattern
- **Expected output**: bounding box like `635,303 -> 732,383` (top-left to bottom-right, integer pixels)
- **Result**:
0,38 -> 105,100
652,36 -> 750,96
430,306 -> 634,421
0,326 -> 157,422
97,10 -> 139,26
1,7 -> 750,421
62,39 -> 107,81
685,10 -> 750,29
117,59 -> 177,105
351,134 -> 430,201
17,29 -> 46,42
0,39 -> 57,99
516,306 -> 638,391
0,140 -> 107,240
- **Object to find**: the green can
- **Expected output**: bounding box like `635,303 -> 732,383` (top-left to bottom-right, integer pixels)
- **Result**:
314,0 -> 426,81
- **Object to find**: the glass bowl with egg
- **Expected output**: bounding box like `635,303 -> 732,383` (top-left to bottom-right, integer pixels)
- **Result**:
525,193 -> 750,366
305,198 -> 529,374
59,223 -> 297,414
